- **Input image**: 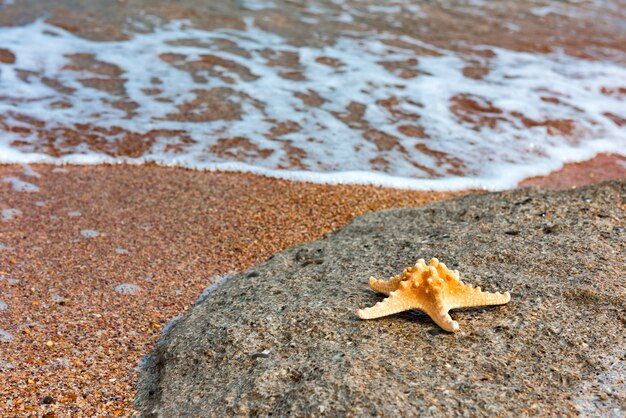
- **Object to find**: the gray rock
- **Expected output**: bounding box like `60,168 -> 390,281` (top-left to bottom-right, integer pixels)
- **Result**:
136,181 -> 626,417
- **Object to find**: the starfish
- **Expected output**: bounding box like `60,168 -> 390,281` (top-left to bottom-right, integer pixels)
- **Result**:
357,258 -> 510,332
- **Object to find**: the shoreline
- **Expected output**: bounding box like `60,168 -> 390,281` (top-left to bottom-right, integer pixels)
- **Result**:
2,152 -> 624,192
1,158 -> 624,416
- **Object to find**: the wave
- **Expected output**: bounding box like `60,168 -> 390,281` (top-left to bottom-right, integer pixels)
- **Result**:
0,19 -> 624,190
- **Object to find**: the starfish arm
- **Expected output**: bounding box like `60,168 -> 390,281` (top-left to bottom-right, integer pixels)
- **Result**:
368,274 -> 403,296
422,303 -> 460,332
357,285 -> 422,319
447,282 -> 511,310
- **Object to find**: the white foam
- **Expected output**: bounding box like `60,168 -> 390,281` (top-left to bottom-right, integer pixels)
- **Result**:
2,177 -> 39,192
114,283 -> 142,295
530,5 -> 582,18
504,22 -> 520,32
237,0 -> 276,11
0,20 -> 624,190
0,301 -> 7,311
67,211 -> 81,217
0,359 -> 15,370
0,276 -> 18,284
50,357 -> 71,369
21,164 -> 40,177
142,313 -> 184,364
0,330 -> 14,342
1,208 -> 22,221
197,274 -> 236,304
360,0 -> 425,18
115,248 -> 129,254
80,229 -> 100,237
367,5 -> 402,13
159,314 -> 183,340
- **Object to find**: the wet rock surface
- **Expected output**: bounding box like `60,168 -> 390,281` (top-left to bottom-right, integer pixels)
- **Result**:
136,181 -> 625,416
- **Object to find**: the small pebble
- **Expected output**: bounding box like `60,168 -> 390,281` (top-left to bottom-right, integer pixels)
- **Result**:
115,248 -> 129,254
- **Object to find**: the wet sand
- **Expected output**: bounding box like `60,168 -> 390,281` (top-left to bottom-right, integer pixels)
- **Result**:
1,160 -> 624,415
519,153 -> 626,190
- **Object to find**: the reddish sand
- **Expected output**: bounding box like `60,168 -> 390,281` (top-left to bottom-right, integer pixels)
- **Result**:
519,153 -> 626,189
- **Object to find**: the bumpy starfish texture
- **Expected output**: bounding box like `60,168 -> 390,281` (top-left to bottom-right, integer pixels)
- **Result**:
357,258 -> 511,332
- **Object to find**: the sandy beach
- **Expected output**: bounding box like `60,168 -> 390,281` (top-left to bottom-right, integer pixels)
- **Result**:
1,157 -> 625,416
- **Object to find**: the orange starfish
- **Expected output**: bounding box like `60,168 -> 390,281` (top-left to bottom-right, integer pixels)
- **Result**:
357,258 -> 511,332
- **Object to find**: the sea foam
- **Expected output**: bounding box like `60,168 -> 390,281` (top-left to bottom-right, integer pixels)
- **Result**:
0,19 -> 624,190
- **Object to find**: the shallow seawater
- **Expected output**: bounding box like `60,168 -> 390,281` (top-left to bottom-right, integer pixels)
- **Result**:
0,0 -> 624,190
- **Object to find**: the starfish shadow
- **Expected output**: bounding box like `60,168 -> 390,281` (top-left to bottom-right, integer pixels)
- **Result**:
402,310 -> 451,335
